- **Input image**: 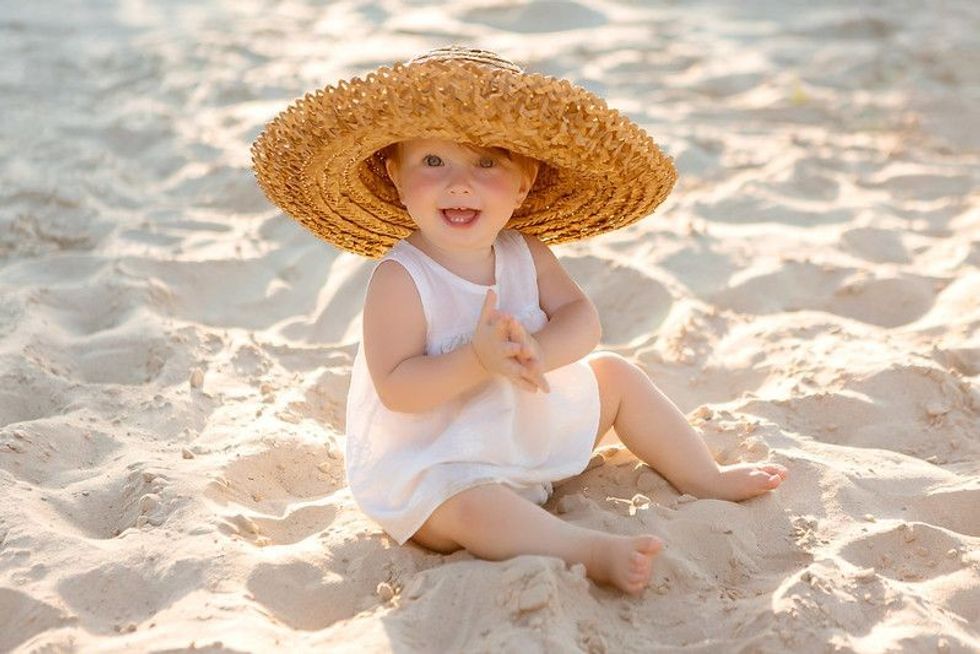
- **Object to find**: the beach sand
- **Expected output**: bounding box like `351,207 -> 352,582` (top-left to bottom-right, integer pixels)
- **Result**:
1,0 -> 978,651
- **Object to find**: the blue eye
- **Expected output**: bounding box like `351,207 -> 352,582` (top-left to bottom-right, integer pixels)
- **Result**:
423,154 -> 443,166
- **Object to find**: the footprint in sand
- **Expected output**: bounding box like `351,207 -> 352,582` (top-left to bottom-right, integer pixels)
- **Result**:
0,423 -> 118,486
247,538 -> 423,629
0,364 -> 74,427
839,521 -> 972,582
46,461 -> 178,538
57,558 -> 204,635
281,367 -> 351,434
0,588 -> 69,652
245,560 -> 357,629
206,440 -> 344,546
0,191 -> 104,259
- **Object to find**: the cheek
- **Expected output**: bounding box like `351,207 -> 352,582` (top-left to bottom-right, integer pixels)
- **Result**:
477,172 -> 522,198
400,171 -> 440,200
399,168 -> 522,204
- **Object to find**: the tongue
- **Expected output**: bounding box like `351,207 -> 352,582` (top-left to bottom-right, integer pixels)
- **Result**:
444,209 -> 478,222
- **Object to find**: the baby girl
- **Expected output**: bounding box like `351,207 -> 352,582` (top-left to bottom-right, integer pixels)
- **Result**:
252,45 -> 788,595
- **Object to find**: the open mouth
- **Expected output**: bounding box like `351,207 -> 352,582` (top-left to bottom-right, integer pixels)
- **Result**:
441,208 -> 481,227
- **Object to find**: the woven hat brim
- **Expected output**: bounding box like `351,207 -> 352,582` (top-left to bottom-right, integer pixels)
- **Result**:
252,59 -> 677,258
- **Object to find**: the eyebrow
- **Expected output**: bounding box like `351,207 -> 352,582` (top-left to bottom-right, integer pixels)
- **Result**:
470,147 -> 512,159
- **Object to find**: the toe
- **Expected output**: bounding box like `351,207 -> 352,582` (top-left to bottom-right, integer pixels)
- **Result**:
762,463 -> 789,479
635,535 -> 663,555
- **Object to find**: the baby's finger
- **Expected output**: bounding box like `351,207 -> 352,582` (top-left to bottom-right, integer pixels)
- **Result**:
494,312 -> 515,339
479,289 -> 497,324
503,358 -> 527,378
507,316 -> 528,343
520,369 -> 545,393
504,360 -> 538,392
511,358 -> 545,393
525,357 -> 550,393
512,375 -> 537,392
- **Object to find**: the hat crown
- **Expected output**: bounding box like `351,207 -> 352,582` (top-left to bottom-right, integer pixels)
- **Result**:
407,45 -> 524,74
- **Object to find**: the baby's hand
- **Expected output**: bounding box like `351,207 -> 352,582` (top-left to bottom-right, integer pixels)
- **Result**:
505,315 -> 550,394
471,289 -> 547,393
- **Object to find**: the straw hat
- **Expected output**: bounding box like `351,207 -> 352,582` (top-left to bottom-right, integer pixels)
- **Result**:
251,45 -> 677,258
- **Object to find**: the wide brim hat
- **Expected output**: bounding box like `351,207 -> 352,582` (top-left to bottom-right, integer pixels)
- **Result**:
251,46 -> 677,258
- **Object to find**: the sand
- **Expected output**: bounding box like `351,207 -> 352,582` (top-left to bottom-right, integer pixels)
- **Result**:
1,0 -> 978,652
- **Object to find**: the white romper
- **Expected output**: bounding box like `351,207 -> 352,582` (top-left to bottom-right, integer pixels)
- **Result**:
344,229 -> 601,545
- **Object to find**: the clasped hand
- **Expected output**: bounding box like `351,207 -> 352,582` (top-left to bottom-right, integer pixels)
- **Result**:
471,289 -> 550,393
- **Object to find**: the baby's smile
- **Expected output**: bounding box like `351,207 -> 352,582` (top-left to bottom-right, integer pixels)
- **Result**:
441,207 -> 481,226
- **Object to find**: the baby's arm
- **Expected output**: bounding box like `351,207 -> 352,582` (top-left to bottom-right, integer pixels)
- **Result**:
363,260 -> 492,413
522,235 -> 602,372
363,260 -> 537,412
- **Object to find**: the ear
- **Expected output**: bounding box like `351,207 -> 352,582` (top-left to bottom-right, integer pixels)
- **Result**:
384,157 -> 402,199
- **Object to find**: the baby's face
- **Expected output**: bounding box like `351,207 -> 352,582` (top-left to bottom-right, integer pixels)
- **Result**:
385,138 -> 533,252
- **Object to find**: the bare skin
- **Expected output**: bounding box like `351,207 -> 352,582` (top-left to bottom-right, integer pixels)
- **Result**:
412,482 -> 664,596
411,349 -> 789,595
586,352 -> 789,504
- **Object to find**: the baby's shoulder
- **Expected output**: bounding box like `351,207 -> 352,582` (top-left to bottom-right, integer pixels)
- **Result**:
364,259 -> 422,312
363,257 -> 426,337
367,258 -> 419,307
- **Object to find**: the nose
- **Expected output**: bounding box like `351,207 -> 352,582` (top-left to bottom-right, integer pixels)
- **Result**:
445,166 -> 474,195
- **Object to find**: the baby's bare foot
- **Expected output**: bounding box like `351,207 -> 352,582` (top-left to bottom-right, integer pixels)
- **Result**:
704,462 -> 788,501
587,534 -> 663,596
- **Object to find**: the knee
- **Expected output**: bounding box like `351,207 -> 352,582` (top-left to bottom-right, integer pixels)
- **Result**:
412,487 -> 490,553
436,483 -> 494,529
587,351 -> 638,382
410,520 -> 463,554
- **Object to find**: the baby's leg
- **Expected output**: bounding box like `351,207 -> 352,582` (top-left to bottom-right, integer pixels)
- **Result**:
411,483 -> 662,595
588,352 -> 788,501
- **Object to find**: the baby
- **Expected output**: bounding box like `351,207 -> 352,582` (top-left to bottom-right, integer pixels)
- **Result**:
252,46 -> 788,596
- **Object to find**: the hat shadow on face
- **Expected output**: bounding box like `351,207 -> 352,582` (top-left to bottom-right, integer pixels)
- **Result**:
378,141 -> 540,211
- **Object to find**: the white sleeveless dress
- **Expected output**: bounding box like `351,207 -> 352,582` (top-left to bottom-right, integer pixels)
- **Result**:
344,229 -> 600,545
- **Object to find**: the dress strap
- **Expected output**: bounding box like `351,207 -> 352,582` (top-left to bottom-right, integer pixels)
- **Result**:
496,230 -> 541,311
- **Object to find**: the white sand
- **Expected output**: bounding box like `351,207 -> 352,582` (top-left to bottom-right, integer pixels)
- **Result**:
1,0 -> 978,652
